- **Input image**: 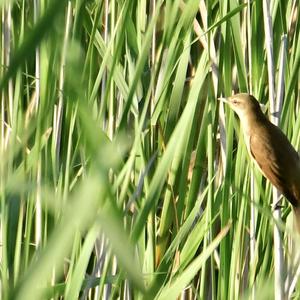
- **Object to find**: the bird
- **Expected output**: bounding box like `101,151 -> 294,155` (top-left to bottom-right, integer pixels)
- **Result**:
218,93 -> 300,233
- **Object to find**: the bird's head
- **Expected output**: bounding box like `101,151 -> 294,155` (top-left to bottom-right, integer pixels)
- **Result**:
218,93 -> 262,119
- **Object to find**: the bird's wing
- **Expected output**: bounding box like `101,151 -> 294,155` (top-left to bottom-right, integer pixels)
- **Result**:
249,126 -> 300,207
249,131 -> 284,187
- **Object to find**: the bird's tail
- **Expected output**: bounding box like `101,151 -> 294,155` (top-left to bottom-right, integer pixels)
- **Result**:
292,206 -> 300,235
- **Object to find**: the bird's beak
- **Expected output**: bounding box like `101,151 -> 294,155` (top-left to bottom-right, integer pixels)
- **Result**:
218,97 -> 229,104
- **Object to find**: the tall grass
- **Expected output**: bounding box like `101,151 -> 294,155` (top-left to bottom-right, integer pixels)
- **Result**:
0,0 -> 299,299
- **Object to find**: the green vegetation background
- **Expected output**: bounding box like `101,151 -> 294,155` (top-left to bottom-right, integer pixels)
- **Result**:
0,0 -> 299,299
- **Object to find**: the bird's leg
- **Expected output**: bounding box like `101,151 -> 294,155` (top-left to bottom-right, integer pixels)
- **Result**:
271,198 -> 284,211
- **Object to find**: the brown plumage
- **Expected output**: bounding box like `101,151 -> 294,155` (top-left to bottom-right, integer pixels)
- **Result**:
219,93 -> 300,232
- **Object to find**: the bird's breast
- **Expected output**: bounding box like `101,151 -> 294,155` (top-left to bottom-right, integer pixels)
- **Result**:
240,121 -> 265,174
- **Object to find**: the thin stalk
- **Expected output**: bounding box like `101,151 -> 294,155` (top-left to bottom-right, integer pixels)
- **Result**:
53,1 -> 72,173
34,0 -> 42,249
263,0 -> 285,299
247,2 -> 256,300
275,35 -> 287,114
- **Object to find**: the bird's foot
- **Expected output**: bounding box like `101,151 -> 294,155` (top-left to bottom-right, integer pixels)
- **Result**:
272,200 -> 284,211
